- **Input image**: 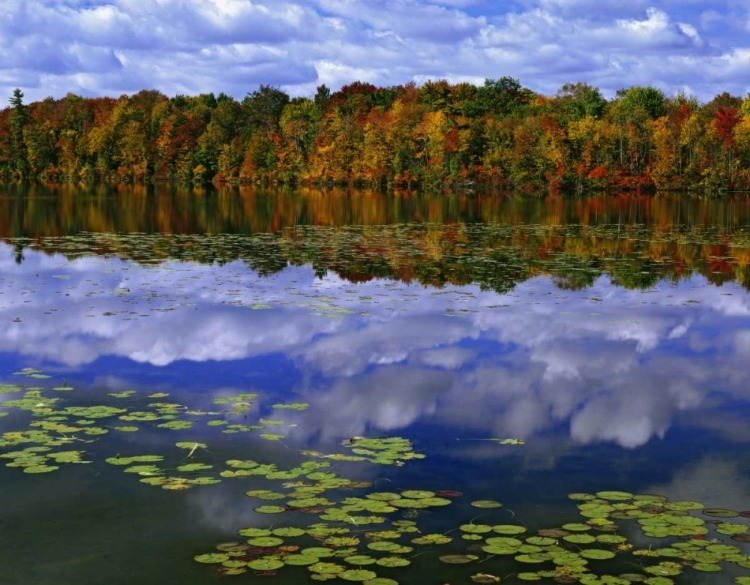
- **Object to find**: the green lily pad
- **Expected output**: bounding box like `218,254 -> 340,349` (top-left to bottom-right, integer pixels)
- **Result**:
367,492 -> 402,501
254,505 -> 285,514
400,490 -> 434,499
486,537 -> 523,547
568,493 -> 596,501
285,554 -> 321,566
419,497 -> 452,507
644,563 -> 682,577
692,563 -> 722,571
248,558 -> 284,571
596,491 -> 633,501
344,555 -> 377,565
302,548 -> 335,558
340,570 -> 378,581
23,465 -> 59,474
194,553 -> 229,564
515,553 -> 550,563
176,463 -> 213,472
562,523 -> 591,532
493,525 -> 527,535
309,562 -> 345,575
470,500 -> 502,509
664,500 -> 703,511
461,524 -> 493,534
272,527 -> 306,537
367,542 -> 401,552
703,508 -> 738,518
376,557 -> 410,567
580,549 -> 616,560
564,534 -> 597,544
247,537 -> 284,547
411,534 -> 452,545
525,536 -> 556,546
482,545 -> 520,555
439,554 -> 478,564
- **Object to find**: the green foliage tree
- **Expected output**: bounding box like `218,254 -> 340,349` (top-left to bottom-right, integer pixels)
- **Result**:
242,85 -> 290,136
314,84 -> 331,111
8,88 -> 29,176
557,82 -> 608,121
615,86 -> 666,120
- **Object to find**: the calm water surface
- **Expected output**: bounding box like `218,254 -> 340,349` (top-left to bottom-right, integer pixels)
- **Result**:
1,185 -> 750,585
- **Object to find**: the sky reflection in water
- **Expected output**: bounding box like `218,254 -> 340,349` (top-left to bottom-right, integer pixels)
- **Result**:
2,213 -> 750,585
1,240 -> 749,455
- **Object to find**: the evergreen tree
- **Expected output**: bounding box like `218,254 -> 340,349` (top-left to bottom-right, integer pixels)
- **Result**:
8,89 -> 28,176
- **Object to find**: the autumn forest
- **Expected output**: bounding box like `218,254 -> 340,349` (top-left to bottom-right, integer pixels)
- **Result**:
2,79 -> 750,193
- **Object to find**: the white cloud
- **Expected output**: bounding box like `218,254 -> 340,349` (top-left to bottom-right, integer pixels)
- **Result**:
0,1 -> 748,103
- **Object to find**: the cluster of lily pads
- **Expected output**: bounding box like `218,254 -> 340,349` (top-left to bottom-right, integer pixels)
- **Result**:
439,490 -> 750,585
0,369 -> 312,479
301,437 -> 426,467
0,369 -> 431,496
194,485 -> 750,584
194,485 -> 468,582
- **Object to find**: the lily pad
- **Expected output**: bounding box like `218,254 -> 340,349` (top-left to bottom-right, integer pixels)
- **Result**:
439,554 -> 478,564
493,525 -> 526,535
285,555 -> 321,566
247,537 -> 284,547
400,490 -> 434,499
194,553 -> 229,564
254,505 -> 285,514
344,555 -> 377,566
248,558 -> 285,571
580,549 -> 616,560
471,575 -> 501,584
309,562 -> 345,575
23,465 -> 59,474
411,534 -> 452,545
703,508 -> 738,518
470,500 -> 503,509
340,570 -> 378,581
461,524 -> 493,534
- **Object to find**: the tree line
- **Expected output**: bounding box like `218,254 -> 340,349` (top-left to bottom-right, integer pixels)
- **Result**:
2,79 -> 750,192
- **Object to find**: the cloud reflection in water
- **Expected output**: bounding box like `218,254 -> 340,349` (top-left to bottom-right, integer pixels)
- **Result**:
1,243 -> 749,451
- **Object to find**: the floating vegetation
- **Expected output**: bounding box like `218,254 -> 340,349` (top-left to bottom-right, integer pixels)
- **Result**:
470,500 -> 503,509
193,477 -> 750,583
2,369 -> 750,585
272,403 -> 309,411
300,437 -> 425,468
14,368 -> 51,379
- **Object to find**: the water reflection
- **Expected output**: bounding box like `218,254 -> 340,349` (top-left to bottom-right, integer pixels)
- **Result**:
2,183 -> 750,237
2,189 -> 750,585
2,241 -> 750,452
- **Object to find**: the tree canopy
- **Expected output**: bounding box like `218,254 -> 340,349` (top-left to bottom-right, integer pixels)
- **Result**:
1,80 -> 749,193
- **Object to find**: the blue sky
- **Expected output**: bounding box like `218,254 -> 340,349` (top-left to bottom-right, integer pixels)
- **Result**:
1,0 -> 749,104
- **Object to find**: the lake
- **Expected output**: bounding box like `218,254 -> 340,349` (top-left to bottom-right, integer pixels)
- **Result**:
1,184 -> 749,585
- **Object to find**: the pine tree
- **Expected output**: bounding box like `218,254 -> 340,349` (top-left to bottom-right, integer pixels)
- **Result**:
8,89 -> 29,177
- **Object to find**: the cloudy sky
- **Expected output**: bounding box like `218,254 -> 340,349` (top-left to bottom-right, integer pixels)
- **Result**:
1,0 -> 749,105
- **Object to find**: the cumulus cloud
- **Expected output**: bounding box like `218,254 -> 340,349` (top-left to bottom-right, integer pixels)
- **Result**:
0,1 -> 748,103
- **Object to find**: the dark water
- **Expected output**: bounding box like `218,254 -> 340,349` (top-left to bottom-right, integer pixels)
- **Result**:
1,184 -> 750,585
